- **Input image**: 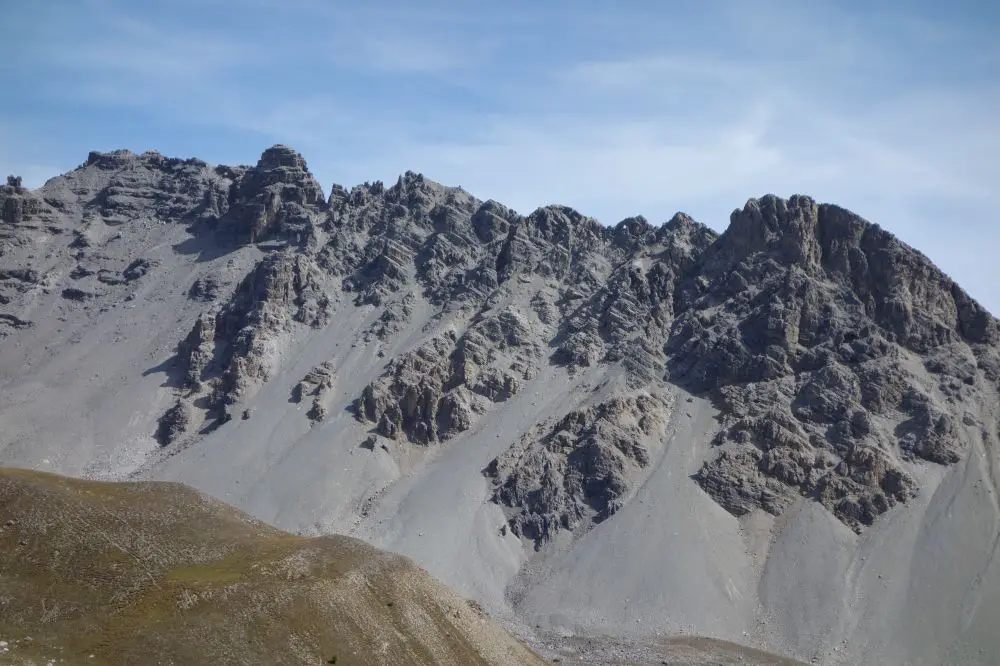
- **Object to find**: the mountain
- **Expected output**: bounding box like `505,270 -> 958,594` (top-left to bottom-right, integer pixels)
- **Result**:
1,147 -> 998,665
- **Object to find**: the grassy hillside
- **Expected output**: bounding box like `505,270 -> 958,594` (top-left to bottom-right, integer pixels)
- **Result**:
0,468 -> 546,666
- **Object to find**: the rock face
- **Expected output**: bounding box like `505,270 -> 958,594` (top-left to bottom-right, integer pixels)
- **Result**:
337,188 -> 997,540
665,196 -> 999,532
217,145 -> 327,246
358,306 -> 542,444
80,149 -> 239,228
2,147 -> 999,664
293,361 -> 336,424
156,400 -> 192,446
175,251 -> 332,425
551,213 -> 716,385
0,177 -> 43,225
3,149 -> 996,541
486,392 -> 672,545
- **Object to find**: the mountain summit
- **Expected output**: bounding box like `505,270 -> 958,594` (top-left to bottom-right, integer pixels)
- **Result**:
1,147 -> 998,665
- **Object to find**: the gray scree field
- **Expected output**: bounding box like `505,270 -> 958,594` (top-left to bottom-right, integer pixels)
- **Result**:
2,147 -> 998,665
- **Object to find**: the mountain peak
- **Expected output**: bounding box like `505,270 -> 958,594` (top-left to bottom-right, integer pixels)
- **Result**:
85,148 -> 138,169
256,144 -> 310,171
663,211 -> 699,230
719,193 -> 825,268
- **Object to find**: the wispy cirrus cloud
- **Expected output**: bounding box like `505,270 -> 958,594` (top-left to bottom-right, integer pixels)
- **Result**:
564,53 -> 758,92
1,0 -> 998,310
352,36 -> 470,74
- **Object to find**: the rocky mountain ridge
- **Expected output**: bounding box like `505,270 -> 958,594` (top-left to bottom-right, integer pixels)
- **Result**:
3,145 -> 999,665
2,145 -> 996,540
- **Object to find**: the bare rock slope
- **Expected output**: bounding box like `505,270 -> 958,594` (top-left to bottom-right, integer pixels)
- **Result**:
2,147 -> 999,665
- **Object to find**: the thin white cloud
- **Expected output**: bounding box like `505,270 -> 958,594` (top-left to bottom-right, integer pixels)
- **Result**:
3,0 -> 998,311
356,36 -> 467,73
49,5 -> 250,78
564,53 -> 758,91
318,106 -> 784,221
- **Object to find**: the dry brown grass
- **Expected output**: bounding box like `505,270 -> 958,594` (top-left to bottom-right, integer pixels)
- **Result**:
0,468 -> 547,666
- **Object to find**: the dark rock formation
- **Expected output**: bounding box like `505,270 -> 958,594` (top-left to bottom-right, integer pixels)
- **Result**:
156,400 -> 192,446
292,361 -> 336,425
668,195 -> 997,532
79,150 -> 239,228
486,393 -> 671,546
340,188 -> 997,538
0,179 -> 42,224
122,257 -> 154,281
357,305 -> 542,444
216,145 -> 326,246
61,287 -> 94,301
175,252 -> 332,417
0,313 -> 31,334
188,276 -> 221,301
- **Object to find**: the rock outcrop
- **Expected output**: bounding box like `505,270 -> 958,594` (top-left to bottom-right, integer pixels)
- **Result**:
81,149 -> 239,228
156,399 -> 192,446
0,177 -> 43,225
175,252 -> 332,422
486,393 -> 672,545
292,361 -> 336,424
668,196 -> 998,532
216,145 -> 326,246
357,304 -> 544,444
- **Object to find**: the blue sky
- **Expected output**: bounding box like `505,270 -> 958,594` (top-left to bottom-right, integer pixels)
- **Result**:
1,0 -> 998,311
